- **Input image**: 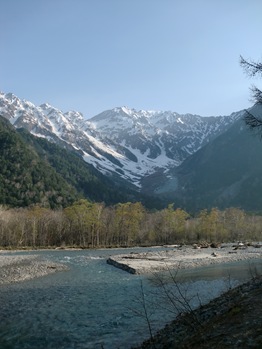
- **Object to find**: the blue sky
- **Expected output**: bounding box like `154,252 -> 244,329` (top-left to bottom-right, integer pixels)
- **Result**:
1,0 -> 262,119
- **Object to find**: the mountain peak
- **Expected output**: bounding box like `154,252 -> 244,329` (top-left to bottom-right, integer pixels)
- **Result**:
112,106 -> 134,115
39,103 -> 53,110
5,92 -> 17,101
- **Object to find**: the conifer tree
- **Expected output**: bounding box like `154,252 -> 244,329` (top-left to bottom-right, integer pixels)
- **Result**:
240,55 -> 262,132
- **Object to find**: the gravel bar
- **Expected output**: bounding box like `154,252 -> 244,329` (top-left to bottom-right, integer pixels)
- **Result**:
107,244 -> 262,274
0,254 -> 68,285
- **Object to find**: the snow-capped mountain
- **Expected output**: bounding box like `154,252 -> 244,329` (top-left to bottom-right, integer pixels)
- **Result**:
0,91 -> 243,190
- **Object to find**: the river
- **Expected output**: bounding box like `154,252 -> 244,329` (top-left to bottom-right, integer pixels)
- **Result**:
0,247 -> 262,349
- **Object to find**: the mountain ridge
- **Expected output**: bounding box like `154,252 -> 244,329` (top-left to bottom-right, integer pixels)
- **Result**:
0,91 -> 243,190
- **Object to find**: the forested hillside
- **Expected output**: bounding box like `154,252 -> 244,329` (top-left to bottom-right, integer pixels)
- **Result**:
0,116 -> 80,208
0,116 -> 159,209
170,117 -> 262,212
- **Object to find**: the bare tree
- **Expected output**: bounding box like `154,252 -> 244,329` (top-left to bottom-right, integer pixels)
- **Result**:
129,280 -> 156,347
240,55 -> 262,131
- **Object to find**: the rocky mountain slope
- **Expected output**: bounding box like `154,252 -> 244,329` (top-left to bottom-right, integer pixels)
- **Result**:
0,92 -> 242,190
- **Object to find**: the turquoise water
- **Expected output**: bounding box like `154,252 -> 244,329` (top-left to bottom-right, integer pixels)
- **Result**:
0,248 -> 261,349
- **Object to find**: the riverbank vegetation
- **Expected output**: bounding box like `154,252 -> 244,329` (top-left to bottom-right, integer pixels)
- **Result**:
0,200 -> 262,249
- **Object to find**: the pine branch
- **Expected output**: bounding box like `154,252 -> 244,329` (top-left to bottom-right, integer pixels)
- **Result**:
244,109 -> 262,132
250,85 -> 262,104
240,55 -> 262,78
